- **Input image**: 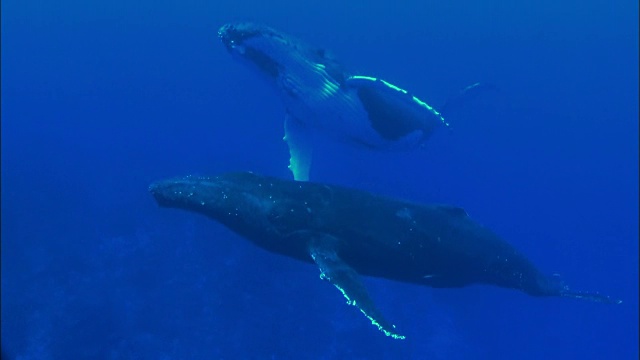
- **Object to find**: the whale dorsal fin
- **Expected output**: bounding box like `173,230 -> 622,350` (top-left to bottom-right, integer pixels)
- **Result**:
435,205 -> 469,217
308,234 -> 405,340
284,114 -> 313,181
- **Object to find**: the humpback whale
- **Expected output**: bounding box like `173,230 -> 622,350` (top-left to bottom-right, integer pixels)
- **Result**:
149,172 -> 620,339
218,22 -> 459,181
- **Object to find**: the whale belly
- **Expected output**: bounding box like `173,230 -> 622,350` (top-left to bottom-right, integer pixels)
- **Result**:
278,63 -> 422,150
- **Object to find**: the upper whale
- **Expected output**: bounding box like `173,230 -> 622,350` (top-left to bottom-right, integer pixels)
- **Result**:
218,22 -> 449,181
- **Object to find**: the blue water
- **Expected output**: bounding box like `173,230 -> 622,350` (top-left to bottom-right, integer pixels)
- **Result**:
2,0 -> 638,358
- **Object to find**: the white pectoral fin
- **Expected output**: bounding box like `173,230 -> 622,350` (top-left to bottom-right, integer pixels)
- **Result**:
346,75 -> 447,129
284,115 -> 313,181
308,235 -> 406,340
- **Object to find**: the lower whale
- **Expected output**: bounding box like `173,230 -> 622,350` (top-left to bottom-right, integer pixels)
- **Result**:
149,172 -> 620,339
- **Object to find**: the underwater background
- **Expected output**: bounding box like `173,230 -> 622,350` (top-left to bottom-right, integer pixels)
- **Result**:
2,0 -> 638,359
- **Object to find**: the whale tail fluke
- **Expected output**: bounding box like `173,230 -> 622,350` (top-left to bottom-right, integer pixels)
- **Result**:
439,82 -> 504,128
440,82 -> 501,112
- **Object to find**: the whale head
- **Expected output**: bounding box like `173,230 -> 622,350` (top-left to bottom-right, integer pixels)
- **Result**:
217,22 -> 347,87
218,23 -> 284,79
149,172 -> 328,242
149,173 -> 274,226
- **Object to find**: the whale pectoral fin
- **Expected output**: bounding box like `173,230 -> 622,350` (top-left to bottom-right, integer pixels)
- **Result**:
308,238 -> 405,340
345,75 -> 448,141
284,114 -> 313,181
345,75 -> 433,114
